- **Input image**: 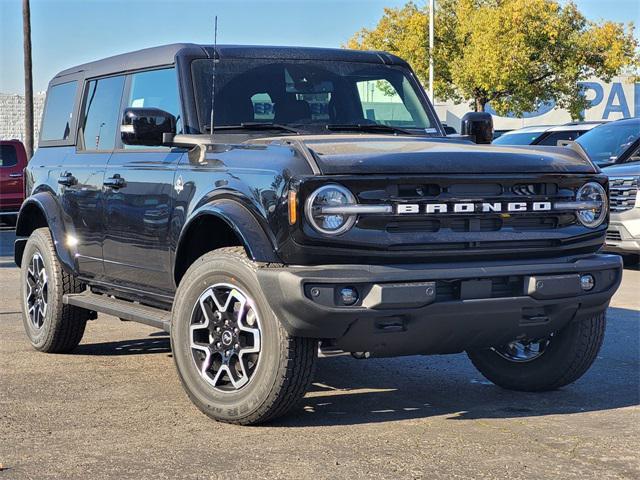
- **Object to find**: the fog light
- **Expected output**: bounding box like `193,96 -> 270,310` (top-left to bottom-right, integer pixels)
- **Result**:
339,287 -> 358,306
580,274 -> 595,291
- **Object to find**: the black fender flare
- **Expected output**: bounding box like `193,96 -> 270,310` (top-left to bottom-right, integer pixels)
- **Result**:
15,192 -> 76,272
173,199 -> 282,282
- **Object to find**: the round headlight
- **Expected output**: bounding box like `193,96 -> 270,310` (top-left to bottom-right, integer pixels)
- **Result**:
576,182 -> 607,228
305,184 -> 357,235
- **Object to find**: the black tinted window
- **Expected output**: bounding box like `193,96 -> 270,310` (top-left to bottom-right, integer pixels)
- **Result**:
81,76 -> 125,150
0,145 -> 18,167
537,130 -> 583,146
40,81 -> 77,141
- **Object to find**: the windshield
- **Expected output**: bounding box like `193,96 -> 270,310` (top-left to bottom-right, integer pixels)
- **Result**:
191,58 -> 437,134
492,131 -> 544,145
576,121 -> 640,166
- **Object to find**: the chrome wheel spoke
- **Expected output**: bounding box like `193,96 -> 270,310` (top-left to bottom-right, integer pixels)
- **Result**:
493,338 -> 550,363
189,283 -> 262,393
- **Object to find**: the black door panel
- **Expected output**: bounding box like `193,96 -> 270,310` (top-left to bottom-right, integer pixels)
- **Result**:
58,152 -> 109,279
102,151 -> 183,294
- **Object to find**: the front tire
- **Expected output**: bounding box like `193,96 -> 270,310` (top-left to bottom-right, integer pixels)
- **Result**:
20,228 -> 89,352
467,312 -> 606,391
171,247 -> 317,425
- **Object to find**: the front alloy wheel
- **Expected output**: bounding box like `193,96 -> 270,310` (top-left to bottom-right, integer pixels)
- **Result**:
190,284 -> 261,392
171,247 -> 317,425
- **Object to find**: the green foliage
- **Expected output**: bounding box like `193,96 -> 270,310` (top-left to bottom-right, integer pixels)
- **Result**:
347,0 -> 639,118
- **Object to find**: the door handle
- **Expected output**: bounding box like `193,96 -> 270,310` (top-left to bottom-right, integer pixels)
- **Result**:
57,172 -> 77,186
9,173 -> 23,178
103,174 -> 126,189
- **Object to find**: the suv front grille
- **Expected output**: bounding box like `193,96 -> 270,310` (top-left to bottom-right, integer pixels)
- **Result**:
609,177 -> 638,212
359,213 -> 576,234
355,179 -> 578,235
298,175 -> 606,261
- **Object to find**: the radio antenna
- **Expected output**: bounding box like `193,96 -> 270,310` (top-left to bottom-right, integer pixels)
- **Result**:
209,15 -> 218,144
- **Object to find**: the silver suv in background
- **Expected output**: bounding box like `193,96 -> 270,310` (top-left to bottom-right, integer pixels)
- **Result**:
574,118 -> 640,264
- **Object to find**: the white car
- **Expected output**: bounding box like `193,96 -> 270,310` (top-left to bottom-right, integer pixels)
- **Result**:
493,122 -> 604,146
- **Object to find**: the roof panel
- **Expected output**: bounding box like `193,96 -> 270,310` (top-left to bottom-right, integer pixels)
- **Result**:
51,43 -> 406,82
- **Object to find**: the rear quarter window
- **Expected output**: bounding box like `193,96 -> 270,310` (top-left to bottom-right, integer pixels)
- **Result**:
0,144 -> 18,167
40,81 -> 78,142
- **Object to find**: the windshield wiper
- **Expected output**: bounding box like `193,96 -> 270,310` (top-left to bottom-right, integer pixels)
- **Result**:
325,123 -> 413,135
208,122 -> 301,134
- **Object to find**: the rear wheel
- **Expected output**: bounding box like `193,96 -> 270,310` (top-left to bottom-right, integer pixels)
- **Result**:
171,247 -> 317,425
467,312 -> 606,391
20,228 -> 89,352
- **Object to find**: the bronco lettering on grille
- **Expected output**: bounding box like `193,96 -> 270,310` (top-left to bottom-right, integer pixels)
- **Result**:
396,202 -> 552,214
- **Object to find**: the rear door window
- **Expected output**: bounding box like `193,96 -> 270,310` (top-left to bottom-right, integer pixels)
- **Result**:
40,81 -> 77,142
81,75 -> 125,151
0,144 -> 18,167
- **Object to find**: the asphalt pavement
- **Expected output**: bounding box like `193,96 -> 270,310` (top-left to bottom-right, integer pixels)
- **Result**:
0,229 -> 638,479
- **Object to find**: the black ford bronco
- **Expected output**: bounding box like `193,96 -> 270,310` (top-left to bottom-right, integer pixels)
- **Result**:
15,44 -> 622,425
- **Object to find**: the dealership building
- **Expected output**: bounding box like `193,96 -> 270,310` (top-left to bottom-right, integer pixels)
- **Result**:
435,76 -> 639,131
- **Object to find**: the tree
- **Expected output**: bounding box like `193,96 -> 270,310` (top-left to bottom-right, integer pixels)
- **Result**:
22,0 -> 34,159
346,0 -> 639,118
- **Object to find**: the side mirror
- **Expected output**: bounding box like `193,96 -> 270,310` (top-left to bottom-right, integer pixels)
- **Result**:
460,112 -> 493,144
120,107 -> 176,146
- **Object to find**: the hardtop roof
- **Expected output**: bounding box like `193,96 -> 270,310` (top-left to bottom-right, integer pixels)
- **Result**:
52,43 -> 408,83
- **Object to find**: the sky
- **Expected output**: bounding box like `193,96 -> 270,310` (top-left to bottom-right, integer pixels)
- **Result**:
1,0 -> 639,94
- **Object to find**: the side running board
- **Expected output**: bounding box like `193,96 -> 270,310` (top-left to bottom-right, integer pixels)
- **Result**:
63,292 -> 171,333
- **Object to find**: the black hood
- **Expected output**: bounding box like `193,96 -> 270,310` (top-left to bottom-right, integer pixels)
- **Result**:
291,135 -> 597,175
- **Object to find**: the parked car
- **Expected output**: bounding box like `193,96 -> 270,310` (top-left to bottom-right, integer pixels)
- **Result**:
576,118 -> 640,264
574,117 -> 640,168
492,121 -> 603,146
492,129 -> 512,140
0,139 -> 27,225
15,43 -> 621,425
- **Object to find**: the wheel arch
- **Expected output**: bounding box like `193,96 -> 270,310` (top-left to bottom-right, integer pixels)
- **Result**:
173,199 -> 281,286
14,192 -> 75,271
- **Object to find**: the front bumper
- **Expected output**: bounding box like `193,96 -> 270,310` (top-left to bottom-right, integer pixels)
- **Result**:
605,209 -> 640,254
257,254 -> 622,357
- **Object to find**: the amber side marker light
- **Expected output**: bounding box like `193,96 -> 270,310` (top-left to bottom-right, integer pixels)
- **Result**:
288,191 -> 298,225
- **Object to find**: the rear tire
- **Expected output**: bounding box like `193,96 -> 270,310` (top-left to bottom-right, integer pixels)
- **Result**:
20,228 -> 89,353
467,312 -> 606,391
171,247 -> 317,425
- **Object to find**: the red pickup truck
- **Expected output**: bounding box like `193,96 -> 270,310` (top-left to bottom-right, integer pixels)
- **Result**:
0,140 -> 27,225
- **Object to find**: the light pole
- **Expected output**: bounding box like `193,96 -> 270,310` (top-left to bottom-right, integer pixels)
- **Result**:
428,0 -> 434,102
